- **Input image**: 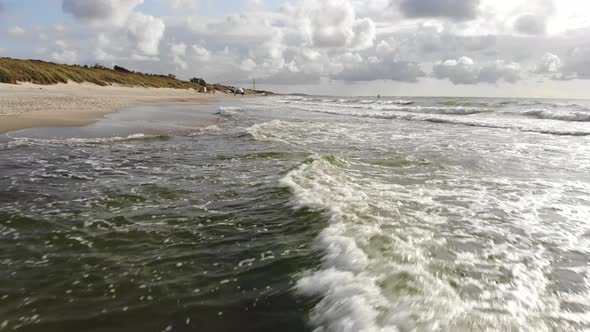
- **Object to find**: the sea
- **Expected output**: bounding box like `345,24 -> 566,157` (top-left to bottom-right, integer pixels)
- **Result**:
1,95 -> 590,332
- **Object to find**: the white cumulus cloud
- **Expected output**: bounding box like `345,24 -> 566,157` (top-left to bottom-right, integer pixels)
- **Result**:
296,0 -> 376,50
126,12 -> 166,56
62,0 -> 143,26
534,52 -> 562,74
433,56 -> 521,84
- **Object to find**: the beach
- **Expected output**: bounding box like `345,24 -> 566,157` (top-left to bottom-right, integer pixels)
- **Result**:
0,82 -> 234,134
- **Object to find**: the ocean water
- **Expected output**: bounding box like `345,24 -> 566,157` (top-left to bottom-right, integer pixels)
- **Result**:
1,96 -> 590,331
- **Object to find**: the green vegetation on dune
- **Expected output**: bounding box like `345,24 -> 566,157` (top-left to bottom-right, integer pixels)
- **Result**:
0,57 -> 202,88
0,57 -> 272,94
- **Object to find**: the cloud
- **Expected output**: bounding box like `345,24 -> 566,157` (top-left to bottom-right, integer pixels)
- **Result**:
433,56 -> 521,84
240,58 -> 257,71
297,0 -> 376,50
514,14 -> 546,35
51,40 -> 78,64
169,0 -> 199,10
190,44 -> 211,62
126,12 -> 166,56
534,52 -> 562,74
8,26 -> 25,35
62,0 -> 165,57
333,58 -> 425,82
170,42 -> 187,69
248,0 -> 264,9
256,69 -> 322,85
350,18 -> 377,50
1,0 -> 581,94
93,33 -> 115,62
62,0 -> 143,26
561,45 -> 590,79
398,0 -> 480,21
478,60 -> 521,83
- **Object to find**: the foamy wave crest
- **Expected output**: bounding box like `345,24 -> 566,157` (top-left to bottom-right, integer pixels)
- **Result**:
302,97 -> 325,102
280,156 -> 463,331
356,100 -> 414,106
523,109 -> 590,122
217,106 -> 243,118
382,100 -> 414,105
279,152 -> 583,330
246,120 -> 294,144
359,100 -> 377,104
379,113 -> 590,136
4,133 -> 171,147
280,156 -> 396,331
293,105 -> 590,136
378,105 -> 487,115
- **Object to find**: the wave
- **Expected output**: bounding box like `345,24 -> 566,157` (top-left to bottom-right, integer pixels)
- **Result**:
380,113 -> 590,136
3,133 -> 171,148
357,100 -> 414,105
522,109 -> 590,122
385,99 -> 414,105
280,156 -> 467,331
284,96 -> 414,106
217,106 -> 242,118
245,120 -> 295,144
280,156 -> 391,331
279,153 -> 579,331
359,99 -> 376,104
378,105 -> 488,115
286,100 -> 485,115
291,106 -> 590,137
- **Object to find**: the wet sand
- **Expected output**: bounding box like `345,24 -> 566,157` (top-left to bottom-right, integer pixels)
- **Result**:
6,103 -> 229,140
0,82 -> 238,133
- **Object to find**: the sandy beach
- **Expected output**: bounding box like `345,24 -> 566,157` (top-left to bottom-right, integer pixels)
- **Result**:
0,82 -> 235,133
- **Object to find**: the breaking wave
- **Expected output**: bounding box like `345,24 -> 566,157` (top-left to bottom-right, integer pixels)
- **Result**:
522,109 -> 590,122
288,105 -> 590,137
2,133 -> 172,149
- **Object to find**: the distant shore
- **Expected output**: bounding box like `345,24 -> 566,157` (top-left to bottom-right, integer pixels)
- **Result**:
0,82 -> 243,133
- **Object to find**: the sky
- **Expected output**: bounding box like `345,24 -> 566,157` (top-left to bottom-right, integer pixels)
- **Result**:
2,0 -> 590,97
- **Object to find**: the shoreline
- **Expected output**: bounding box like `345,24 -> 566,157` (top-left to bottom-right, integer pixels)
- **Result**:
0,82 -> 244,134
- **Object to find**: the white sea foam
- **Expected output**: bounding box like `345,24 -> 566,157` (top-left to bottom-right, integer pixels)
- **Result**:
246,120 -> 295,145
522,109 -> 590,122
217,106 -> 243,118
267,112 -> 590,331
281,156 -> 471,331
377,105 -> 487,115
3,133 -> 170,147
284,103 -> 590,136
280,157 -> 398,331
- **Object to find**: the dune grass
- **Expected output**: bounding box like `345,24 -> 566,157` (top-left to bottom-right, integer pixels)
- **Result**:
0,57 -> 245,92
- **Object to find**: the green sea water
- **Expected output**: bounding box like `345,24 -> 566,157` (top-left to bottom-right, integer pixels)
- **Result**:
2,97 -> 590,331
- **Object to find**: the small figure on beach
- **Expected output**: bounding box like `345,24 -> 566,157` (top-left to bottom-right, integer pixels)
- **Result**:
378,94 -> 380,99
